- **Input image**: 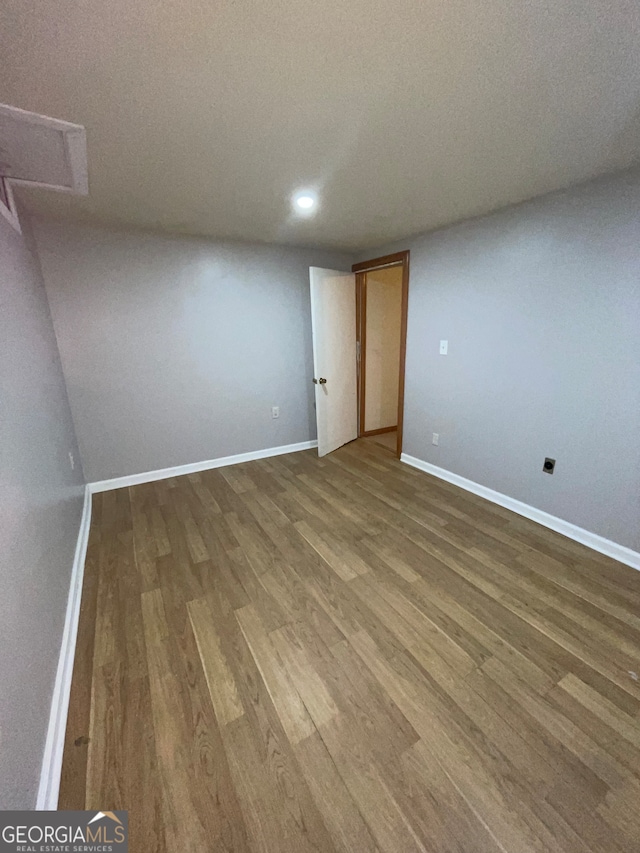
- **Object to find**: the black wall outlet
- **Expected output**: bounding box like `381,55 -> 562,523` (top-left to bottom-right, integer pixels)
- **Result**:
543,457 -> 556,474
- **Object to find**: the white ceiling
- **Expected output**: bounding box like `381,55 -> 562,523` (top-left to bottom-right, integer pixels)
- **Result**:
2,0 -> 639,250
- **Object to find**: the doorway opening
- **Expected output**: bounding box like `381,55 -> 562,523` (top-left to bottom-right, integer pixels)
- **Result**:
308,252 -> 408,459
353,251 -> 409,458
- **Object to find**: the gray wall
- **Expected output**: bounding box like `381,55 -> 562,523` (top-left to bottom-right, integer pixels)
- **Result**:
28,168 -> 640,555
356,168 -> 640,552
33,222 -> 352,482
0,210 -> 85,808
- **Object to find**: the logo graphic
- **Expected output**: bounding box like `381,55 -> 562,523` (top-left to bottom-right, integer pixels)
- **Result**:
0,809 -> 128,852
88,811 -> 123,826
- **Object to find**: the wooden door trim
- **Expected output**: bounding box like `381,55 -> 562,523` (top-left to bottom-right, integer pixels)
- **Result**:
362,425 -> 397,437
353,250 -> 410,459
355,270 -> 366,438
352,251 -> 409,274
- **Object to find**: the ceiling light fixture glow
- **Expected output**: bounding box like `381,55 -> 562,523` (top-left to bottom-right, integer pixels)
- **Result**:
293,190 -> 318,214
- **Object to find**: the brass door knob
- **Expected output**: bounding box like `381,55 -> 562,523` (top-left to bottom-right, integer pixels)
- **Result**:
319,378 -> 327,384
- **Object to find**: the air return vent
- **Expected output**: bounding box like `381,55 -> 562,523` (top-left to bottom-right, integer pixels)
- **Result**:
0,103 -> 88,232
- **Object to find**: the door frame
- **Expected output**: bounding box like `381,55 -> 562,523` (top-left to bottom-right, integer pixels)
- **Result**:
353,250 -> 410,459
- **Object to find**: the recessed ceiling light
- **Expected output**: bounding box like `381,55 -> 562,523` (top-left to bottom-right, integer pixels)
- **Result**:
292,190 -> 318,214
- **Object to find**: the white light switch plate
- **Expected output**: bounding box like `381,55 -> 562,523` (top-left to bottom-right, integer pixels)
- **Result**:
439,340 -> 448,355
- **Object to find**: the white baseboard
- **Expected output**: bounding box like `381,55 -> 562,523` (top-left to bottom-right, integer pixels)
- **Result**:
89,440 -> 318,493
401,453 -> 640,572
36,484 -> 92,810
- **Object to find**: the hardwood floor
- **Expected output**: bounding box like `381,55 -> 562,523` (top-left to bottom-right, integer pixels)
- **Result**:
362,430 -> 397,452
60,439 -> 640,852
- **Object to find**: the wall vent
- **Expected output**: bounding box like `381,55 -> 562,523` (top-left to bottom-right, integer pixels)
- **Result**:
0,103 -> 88,232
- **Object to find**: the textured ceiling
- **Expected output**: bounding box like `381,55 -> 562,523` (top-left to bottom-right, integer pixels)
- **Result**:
2,0 -> 640,250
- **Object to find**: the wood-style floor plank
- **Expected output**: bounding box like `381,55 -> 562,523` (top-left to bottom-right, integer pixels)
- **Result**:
60,440 -> 640,852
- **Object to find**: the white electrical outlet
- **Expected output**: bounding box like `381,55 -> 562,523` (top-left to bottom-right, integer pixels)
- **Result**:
439,340 -> 448,355
271,406 -> 280,419
68,451 -> 75,470
432,433 -> 439,446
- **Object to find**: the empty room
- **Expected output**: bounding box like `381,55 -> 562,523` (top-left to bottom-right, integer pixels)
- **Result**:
2,1 -> 640,851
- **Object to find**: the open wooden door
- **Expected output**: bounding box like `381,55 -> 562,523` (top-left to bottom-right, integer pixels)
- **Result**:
309,267 -> 357,457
